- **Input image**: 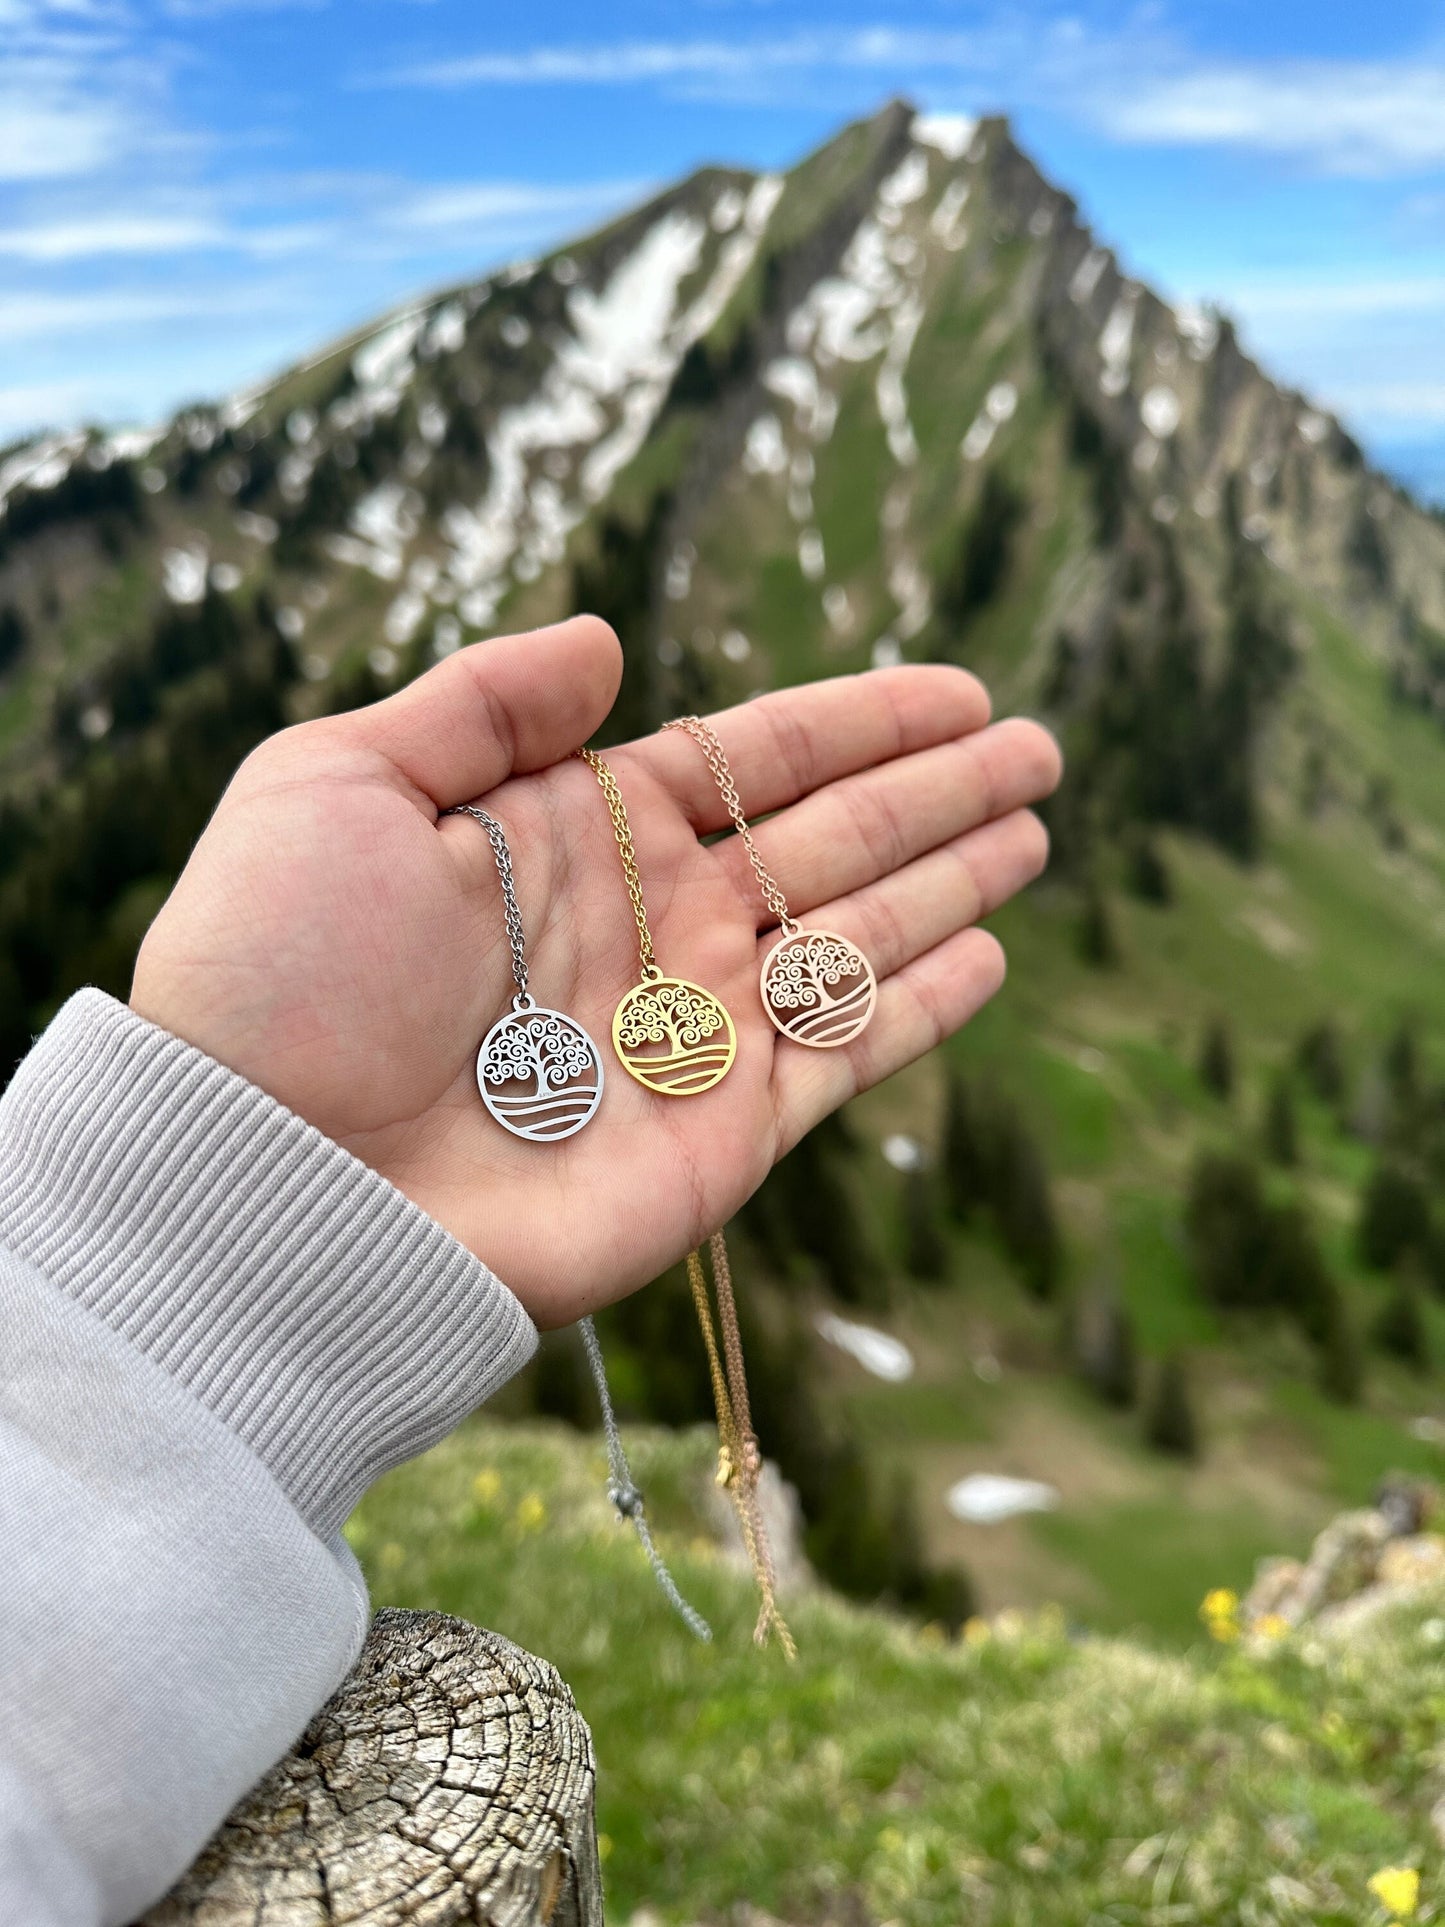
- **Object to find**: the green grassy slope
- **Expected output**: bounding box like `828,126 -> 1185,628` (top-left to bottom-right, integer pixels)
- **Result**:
352,1417 -> 1445,1926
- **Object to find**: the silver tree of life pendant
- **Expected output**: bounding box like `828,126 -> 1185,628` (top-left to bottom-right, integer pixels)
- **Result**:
478,998 -> 603,1140
760,927 -> 877,1048
442,805 -> 604,1143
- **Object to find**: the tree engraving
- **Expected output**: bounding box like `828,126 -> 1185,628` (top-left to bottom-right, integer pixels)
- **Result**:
482,1014 -> 595,1097
617,981 -> 725,1054
766,933 -> 866,1013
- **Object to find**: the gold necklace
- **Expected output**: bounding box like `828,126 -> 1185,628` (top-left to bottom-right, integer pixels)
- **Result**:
664,715 -> 878,1048
577,746 -> 792,1652
576,747 -> 737,1096
688,1231 -> 796,1658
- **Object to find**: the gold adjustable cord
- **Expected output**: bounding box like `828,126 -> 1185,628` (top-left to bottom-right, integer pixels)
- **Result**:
687,1235 -> 796,1659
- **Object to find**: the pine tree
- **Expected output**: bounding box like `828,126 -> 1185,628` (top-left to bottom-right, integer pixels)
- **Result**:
942,1069 -> 989,1223
1263,1071 -> 1298,1167
1383,1018 -> 1423,1146
1126,833 -> 1172,904
1144,1353 -> 1199,1458
1357,1161 -> 1430,1270
1317,1283 -> 1365,1405
1296,1019 -> 1346,1106
1185,1149 -> 1270,1309
991,1107 -> 1062,1299
1076,1292 -> 1138,1409
1374,1270 -> 1431,1374
1077,879 -> 1120,968
900,1165 -> 949,1282
530,1327 -> 594,1429
1198,1016 -> 1235,1100
0,605 -> 25,676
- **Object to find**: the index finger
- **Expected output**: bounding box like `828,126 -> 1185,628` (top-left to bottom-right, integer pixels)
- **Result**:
623,663 -> 991,834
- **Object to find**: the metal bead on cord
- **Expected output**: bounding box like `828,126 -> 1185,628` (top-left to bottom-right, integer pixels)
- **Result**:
577,1316 -> 712,1643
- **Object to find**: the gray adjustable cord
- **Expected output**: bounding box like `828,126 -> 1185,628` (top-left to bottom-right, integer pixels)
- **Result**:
577,1315 -> 712,1643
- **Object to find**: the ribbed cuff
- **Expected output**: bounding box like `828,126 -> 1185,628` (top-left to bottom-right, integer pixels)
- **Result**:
0,990 -> 536,1540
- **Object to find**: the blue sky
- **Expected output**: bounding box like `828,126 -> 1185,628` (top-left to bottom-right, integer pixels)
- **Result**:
4,0 -> 1444,501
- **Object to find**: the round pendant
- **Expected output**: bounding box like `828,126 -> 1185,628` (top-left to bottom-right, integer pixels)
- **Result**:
476,1003 -> 604,1141
612,975 -> 737,1096
760,928 -> 877,1048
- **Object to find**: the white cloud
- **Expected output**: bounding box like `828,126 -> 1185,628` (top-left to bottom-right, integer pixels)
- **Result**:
0,214 -> 226,260
370,25 -> 1445,178
1100,64 -> 1445,175
383,178 -> 648,232
0,95 -> 134,181
1214,276 -> 1445,320
1328,382 -> 1445,427
0,284 -> 297,343
0,377 -> 97,439
0,209 -> 341,260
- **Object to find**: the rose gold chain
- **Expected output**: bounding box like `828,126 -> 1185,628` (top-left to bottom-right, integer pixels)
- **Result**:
664,716 -> 799,937
687,1234 -> 796,1659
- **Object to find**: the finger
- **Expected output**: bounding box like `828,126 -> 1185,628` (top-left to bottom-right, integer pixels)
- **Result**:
771,808 -> 1048,982
626,664 -> 991,834
775,927 -> 1008,1151
324,616 -> 622,809
727,718 -> 1061,922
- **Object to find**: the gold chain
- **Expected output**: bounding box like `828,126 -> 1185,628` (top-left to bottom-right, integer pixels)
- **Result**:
687,1234 -> 796,1659
576,748 -> 659,979
664,716 -> 798,937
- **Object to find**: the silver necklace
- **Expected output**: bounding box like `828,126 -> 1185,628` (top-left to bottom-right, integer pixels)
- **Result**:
443,805 -> 604,1142
444,803 -> 708,1637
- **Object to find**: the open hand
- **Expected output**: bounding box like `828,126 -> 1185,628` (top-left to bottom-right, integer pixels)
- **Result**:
131,617 -> 1060,1326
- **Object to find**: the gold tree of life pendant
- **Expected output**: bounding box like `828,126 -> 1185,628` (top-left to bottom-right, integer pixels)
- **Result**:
577,748 -> 737,1096
663,715 -> 877,1049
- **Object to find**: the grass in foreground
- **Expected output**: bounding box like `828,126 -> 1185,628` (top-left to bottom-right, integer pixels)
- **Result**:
350,1418 -> 1445,1926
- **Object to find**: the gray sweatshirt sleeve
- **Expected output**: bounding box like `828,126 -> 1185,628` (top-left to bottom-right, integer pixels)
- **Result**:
0,990 -> 538,1927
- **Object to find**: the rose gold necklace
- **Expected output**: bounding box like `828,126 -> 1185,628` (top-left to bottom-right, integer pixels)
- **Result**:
664,715 -> 877,1048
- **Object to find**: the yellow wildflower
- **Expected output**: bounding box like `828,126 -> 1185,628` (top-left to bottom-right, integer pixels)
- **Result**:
471,1468 -> 502,1505
1199,1588 -> 1241,1641
515,1491 -> 546,1532
1368,1866 -> 1420,1918
1254,1613 -> 1290,1641
962,1616 -> 992,1646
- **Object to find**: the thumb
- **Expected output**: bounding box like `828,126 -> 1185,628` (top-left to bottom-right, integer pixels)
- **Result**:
332,614 -> 623,808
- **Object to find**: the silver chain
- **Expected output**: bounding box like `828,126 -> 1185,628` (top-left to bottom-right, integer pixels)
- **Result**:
442,806 -> 532,1008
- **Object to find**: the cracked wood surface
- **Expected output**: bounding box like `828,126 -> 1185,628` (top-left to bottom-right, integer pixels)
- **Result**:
134,1608 -> 603,1927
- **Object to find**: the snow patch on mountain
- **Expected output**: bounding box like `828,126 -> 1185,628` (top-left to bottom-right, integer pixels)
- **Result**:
0,432 -> 85,512
913,113 -> 976,161
1099,293 -> 1138,397
162,545 -> 208,605
930,179 -> 970,250
414,184 -> 782,632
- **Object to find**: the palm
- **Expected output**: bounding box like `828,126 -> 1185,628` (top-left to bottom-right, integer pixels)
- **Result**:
133,618 -> 1059,1328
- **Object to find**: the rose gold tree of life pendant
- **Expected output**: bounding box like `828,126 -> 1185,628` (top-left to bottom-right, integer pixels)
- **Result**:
663,715 -> 877,1048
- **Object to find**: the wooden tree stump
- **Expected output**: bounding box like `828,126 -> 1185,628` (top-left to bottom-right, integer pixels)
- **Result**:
134,1608 -> 603,1927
